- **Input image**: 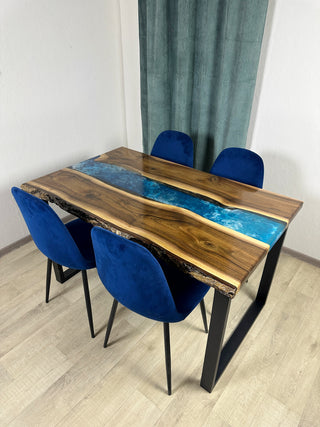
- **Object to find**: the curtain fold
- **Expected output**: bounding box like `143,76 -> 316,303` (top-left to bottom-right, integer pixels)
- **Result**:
138,0 -> 269,171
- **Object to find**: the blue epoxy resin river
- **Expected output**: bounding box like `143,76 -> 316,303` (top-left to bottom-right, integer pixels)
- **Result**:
71,158 -> 286,248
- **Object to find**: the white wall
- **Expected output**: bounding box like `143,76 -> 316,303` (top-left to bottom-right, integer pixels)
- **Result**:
2,0 -> 318,261
0,0 -> 128,250
119,0 -> 142,151
248,0 -> 320,260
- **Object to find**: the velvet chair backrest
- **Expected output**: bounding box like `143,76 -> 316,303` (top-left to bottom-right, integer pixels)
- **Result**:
151,130 -> 194,167
91,227 -> 180,322
209,147 -> 264,188
11,187 -> 89,269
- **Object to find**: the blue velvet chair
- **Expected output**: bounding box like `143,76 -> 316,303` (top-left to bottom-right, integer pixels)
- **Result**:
151,130 -> 194,167
210,147 -> 264,188
11,187 -> 96,338
91,227 -> 210,395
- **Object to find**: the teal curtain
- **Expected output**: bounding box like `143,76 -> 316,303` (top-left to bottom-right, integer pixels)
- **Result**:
138,0 -> 269,171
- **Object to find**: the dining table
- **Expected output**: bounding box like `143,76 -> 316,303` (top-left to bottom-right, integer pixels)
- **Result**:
21,146 -> 303,392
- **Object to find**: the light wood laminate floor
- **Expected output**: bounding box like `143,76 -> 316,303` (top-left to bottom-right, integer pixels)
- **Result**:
0,240 -> 319,426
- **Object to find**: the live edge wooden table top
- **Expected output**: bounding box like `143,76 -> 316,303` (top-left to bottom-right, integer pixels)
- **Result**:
22,147 -> 301,297
22,147 -> 302,392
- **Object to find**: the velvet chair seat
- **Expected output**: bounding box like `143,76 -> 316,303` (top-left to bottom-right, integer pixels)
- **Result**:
12,187 -> 96,337
151,130 -> 194,168
210,147 -> 264,188
65,219 -> 95,269
158,258 -> 209,318
91,227 -> 210,394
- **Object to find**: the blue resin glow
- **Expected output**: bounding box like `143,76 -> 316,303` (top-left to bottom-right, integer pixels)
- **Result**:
71,159 -> 286,247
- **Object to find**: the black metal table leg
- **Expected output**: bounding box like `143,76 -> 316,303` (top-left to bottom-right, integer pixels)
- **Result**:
200,290 -> 231,392
200,230 -> 287,393
52,262 -> 80,283
256,230 -> 287,306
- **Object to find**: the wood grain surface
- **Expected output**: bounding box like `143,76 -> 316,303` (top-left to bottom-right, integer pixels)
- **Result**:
21,147 -> 303,297
98,148 -> 302,223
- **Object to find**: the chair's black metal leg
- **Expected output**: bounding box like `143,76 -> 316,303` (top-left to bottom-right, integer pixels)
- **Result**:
200,299 -> 208,333
104,299 -> 118,348
81,270 -> 95,338
45,258 -> 52,303
200,290 -> 231,393
163,322 -> 172,395
256,230 -> 287,306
